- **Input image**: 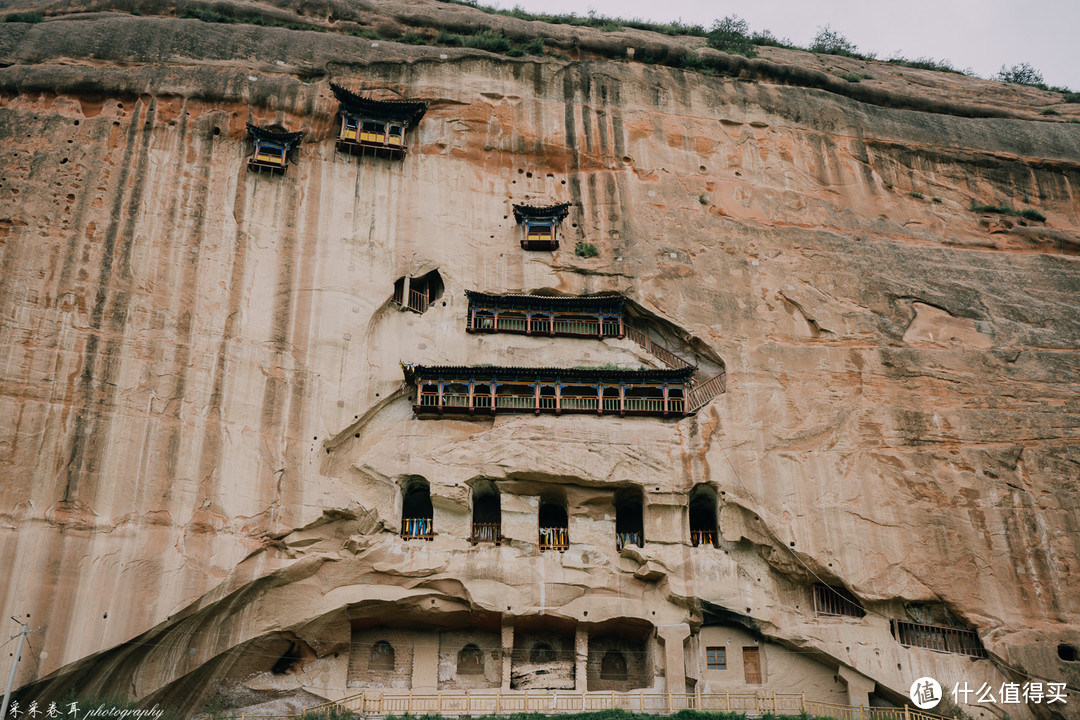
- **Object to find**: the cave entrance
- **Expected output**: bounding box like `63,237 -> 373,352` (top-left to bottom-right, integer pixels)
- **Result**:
401,477 -> 434,540
471,480 -> 502,544
539,498 -> 568,552
615,488 -> 645,550
689,484 -> 719,548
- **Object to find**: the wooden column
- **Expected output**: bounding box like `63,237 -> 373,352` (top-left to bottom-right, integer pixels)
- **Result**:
663,384 -> 669,417
555,384 -> 562,415
618,314 -> 624,338
597,385 -> 603,415
534,382 -> 541,414
490,383 -> 497,414
438,380 -> 444,414
469,307 -> 475,331
550,313 -> 555,337
494,309 -> 500,331
619,385 -> 626,416
400,275 -> 411,312
526,312 -> 532,335
468,382 -> 475,414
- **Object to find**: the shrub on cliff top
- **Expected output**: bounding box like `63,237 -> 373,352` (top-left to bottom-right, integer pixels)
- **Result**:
3,12 -> 44,22
705,15 -> 756,58
809,24 -> 863,57
994,62 -> 1044,86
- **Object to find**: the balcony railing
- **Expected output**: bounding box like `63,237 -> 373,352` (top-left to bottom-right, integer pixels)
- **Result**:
890,619 -> 987,658
469,313 -> 623,338
813,584 -> 866,618
401,517 -> 434,540
690,529 -> 717,547
539,526 -> 569,552
415,391 -> 685,417
471,522 -> 502,544
408,289 -> 429,314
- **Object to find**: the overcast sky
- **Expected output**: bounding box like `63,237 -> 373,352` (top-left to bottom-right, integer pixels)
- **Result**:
483,0 -> 1080,90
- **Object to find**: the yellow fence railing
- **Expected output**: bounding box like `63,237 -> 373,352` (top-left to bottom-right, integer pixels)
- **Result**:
215,690 -> 959,720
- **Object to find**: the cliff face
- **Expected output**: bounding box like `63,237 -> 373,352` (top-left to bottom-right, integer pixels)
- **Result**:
1,2 -> 1079,717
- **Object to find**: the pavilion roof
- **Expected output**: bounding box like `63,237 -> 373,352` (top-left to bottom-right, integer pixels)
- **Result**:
330,83 -> 428,126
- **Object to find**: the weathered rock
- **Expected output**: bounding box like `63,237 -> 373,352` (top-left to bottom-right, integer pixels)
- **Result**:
0,1 -> 1078,718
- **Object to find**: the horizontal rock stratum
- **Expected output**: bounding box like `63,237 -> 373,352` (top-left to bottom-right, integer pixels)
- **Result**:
0,2 -> 1078,718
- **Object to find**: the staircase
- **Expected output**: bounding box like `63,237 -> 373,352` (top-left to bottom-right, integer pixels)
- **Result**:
624,325 -> 727,412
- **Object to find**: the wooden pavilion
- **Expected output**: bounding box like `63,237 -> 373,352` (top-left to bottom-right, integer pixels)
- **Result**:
465,291 -> 625,338
402,364 -> 694,418
246,123 -> 303,174
331,83 -> 428,158
512,202 -> 570,250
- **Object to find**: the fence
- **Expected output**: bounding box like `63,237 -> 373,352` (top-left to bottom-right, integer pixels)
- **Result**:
813,584 -> 866,619
277,691 -> 958,720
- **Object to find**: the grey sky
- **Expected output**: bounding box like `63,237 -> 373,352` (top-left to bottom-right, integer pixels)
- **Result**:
483,0 -> 1080,90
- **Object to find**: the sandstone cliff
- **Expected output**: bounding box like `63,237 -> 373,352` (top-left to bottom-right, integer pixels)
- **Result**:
0,1 -> 1078,718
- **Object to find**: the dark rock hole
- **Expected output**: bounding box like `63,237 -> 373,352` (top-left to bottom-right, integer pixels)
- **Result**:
1059,644 -> 1079,662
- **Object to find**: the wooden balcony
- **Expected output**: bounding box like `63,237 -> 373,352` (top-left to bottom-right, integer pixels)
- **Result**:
404,365 -> 693,420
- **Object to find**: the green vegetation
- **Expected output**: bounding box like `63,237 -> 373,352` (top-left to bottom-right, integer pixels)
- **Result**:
838,72 -> 873,83
180,6 -> 326,31
995,62 -> 1043,86
705,15 -> 756,58
970,202 -> 1046,222
809,25 -> 863,57
886,55 -> 962,74
932,197 -> 943,204
1064,92 -> 1080,103
3,11 -> 44,22
1039,108 -> 1062,115
465,29 -> 512,53
575,242 -> 599,258
908,191 -> 924,199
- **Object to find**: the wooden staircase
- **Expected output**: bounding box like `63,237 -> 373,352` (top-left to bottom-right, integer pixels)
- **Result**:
624,325 -> 726,412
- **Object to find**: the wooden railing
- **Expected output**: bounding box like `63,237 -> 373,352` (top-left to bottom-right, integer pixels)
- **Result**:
691,529 -> 717,547
813,584 -> 866,618
624,325 -> 694,370
470,312 -> 622,338
890,619 -> 987,658
539,526 -> 569,551
408,289 -> 429,314
415,391 -> 684,417
471,522 -> 501,544
283,691 -> 960,720
687,370 -> 727,411
401,517 -> 433,540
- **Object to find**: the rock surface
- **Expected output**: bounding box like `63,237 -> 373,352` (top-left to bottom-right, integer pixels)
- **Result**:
0,1 -> 1078,718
